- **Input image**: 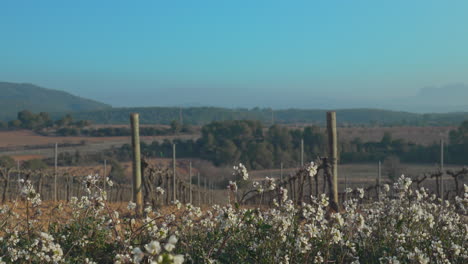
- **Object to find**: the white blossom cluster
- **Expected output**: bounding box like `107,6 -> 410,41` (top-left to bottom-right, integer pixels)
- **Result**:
233,163 -> 249,181
0,175 -> 467,263
251,177 -> 276,194
19,179 -> 41,207
117,235 -> 184,264
306,161 -> 318,177
227,181 -> 238,192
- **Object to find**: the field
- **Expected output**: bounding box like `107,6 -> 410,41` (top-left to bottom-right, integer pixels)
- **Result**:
0,125 -> 455,161
0,130 -> 200,158
337,126 -> 454,146
0,126 -> 467,263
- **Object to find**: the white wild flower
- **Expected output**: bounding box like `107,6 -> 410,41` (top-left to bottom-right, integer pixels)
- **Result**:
306,162 -> 318,177
127,201 -> 137,210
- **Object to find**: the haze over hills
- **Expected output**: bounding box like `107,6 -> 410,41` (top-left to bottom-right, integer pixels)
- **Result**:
0,81 -> 467,126
377,83 -> 468,113
68,82 -> 467,113
0,82 -> 111,120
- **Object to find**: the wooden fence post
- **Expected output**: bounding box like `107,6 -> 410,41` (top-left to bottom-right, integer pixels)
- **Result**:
54,142 -> 58,202
103,159 -> 107,199
211,181 -> 214,205
204,177 -> 207,204
173,143 -> 177,202
197,172 -> 201,206
130,113 -> 143,215
280,162 -> 283,181
301,138 -> 304,166
440,138 -> 444,200
326,111 -> 339,210
377,161 -> 381,201
189,161 -> 193,204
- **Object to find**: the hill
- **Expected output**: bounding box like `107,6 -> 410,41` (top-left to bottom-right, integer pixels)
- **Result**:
380,83 -> 468,113
0,82 -> 111,120
62,107 -> 468,126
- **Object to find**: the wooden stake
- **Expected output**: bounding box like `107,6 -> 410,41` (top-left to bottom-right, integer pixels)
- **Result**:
197,172 -> 201,206
280,162 -> 283,181
103,159 -> 107,199
173,143 -> 177,202
204,177 -> 207,204
377,161 -> 381,201
189,161 -> 192,204
54,142 -> 58,202
130,113 -> 143,215
440,138 -> 444,201
326,111 -> 339,210
301,138 -> 304,166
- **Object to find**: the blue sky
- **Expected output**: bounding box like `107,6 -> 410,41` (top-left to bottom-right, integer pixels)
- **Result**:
1,1 -> 468,108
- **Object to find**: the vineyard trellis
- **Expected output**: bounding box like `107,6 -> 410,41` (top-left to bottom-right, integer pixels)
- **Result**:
0,111 -> 466,213
0,161 -> 216,206
241,162 -> 468,207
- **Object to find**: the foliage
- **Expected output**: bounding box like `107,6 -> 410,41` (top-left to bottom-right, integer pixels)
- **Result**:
2,110 -> 91,132
102,120 -> 468,168
450,121 -> 468,144
55,106 -> 468,126
0,173 -> 467,263
109,120 -> 325,170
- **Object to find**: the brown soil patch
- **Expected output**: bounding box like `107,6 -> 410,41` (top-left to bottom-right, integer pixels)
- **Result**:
0,130 -> 200,148
11,154 -> 45,161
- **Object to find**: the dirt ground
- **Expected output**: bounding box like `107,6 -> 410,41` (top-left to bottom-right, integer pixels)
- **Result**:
0,130 -> 200,158
0,130 -> 200,148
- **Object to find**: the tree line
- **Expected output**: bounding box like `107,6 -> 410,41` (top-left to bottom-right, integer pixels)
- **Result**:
56,120 -> 193,137
0,110 -> 194,137
5,119 -> 466,171
0,110 -> 90,131
63,106 -> 468,126
109,120 -> 468,169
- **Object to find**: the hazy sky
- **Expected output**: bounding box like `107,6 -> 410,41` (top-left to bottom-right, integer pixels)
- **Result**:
1,1 -> 468,108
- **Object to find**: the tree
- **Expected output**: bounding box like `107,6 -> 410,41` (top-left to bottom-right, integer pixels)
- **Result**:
17,110 -> 35,128
170,120 -> 181,134
216,139 -> 240,166
381,132 -> 393,148
75,120 -> 91,128
449,120 -> 468,145
248,142 -> 274,169
8,119 -> 22,128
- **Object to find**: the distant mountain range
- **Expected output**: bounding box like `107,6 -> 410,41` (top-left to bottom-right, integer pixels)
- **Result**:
0,82 -> 111,120
379,83 -> 468,113
0,81 -> 466,126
